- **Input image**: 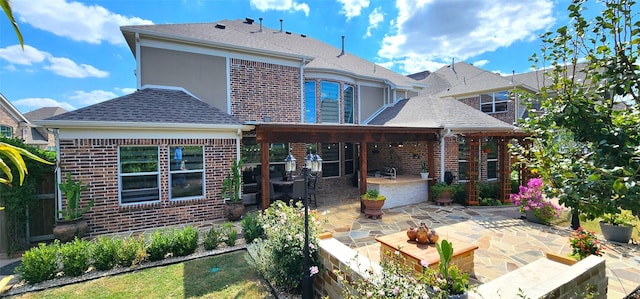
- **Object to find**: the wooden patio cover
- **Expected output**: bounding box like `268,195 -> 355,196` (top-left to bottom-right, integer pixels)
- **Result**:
255,123 -> 440,210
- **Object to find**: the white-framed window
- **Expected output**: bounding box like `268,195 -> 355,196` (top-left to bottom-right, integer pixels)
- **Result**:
169,146 -> 205,200
485,139 -> 498,180
119,146 -> 160,204
344,85 -> 354,124
320,81 -> 340,123
0,125 -> 12,138
480,91 -> 509,113
304,81 -> 316,123
320,142 -> 340,177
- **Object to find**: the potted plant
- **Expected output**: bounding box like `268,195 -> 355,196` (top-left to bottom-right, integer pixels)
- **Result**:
510,178 -> 560,225
599,210 -> 636,244
222,159 -> 244,221
53,173 -> 93,242
421,239 -> 470,298
432,182 -> 456,205
361,189 -> 386,219
420,161 -> 429,179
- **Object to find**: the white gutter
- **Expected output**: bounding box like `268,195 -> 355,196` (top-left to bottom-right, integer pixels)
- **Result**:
34,120 -> 254,132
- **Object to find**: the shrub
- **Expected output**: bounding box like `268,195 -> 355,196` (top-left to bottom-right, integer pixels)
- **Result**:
570,227 -> 604,260
222,222 -> 238,247
241,211 -> 264,244
511,178 -> 561,225
117,236 -> 147,267
203,225 -> 223,250
172,226 -> 198,257
248,200 -> 322,294
479,197 -> 502,206
92,236 -> 120,271
147,230 -> 172,261
478,182 -> 498,200
59,237 -> 91,277
15,241 -> 59,284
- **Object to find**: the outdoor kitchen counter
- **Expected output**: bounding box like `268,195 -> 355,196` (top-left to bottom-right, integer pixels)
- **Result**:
366,175 -> 430,209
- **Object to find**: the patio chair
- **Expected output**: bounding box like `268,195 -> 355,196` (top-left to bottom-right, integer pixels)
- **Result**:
307,175 -> 318,208
289,179 -> 307,204
269,180 -> 288,203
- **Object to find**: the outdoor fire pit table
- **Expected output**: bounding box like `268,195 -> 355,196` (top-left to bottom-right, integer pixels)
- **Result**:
375,231 -> 478,275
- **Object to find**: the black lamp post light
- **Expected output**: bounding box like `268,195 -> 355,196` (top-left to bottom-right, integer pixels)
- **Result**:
284,150 -> 322,298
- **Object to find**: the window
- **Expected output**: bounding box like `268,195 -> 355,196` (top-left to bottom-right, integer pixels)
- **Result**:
320,143 -> 340,177
304,81 -> 316,123
119,146 -> 160,204
485,139 -> 498,180
169,146 -> 204,200
458,139 -> 469,181
344,85 -> 354,124
480,91 -> 509,113
0,125 -> 12,138
320,81 -> 340,123
344,143 -> 354,175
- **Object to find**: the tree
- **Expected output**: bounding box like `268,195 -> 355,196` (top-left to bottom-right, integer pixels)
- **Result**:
1,0 -> 23,48
515,0 -> 640,220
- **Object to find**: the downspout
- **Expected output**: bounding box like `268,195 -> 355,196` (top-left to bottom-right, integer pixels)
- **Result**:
236,128 -> 242,198
440,128 -> 451,182
135,33 -> 141,89
357,83 -> 361,124
54,128 -> 61,220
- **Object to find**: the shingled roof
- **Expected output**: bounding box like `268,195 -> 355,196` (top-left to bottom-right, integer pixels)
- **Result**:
43,87 -> 243,126
369,95 -> 518,132
416,62 -> 518,98
122,19 -> 422,90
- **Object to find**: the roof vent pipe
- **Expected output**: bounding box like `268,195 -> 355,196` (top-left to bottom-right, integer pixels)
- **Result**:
259,17 -> 263,32
280,19 -> 283,32
340,35 -> 345,56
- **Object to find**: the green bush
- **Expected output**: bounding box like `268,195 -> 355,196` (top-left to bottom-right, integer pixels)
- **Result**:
222,222 -> 238,247
203,225 -> 223,250
248,201 -> 322,294
478,182 -> 498,200
146,230 -> 172,261
452,184 -> 467,205
60,237 -> 91,277
172,226 -> 198,257
91,236 -> 120,271
241,212 -> 264,244
15,241 -> 59,284
117,236 -> 147,267
479,197 -> 502,206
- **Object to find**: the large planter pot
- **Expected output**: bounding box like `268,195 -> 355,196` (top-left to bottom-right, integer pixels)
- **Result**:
599,221 -> 633,244
435,190 -> 453,206
524,209 -> 551,225
53,217 -> 89,242
226,202 -> 245,221
362,199 -> 385,219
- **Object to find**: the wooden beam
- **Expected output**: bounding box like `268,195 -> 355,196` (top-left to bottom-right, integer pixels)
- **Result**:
260,142 -> 270,210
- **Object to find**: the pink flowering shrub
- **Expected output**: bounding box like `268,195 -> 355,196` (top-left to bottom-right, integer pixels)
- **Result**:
570,227 -> 604,260
510,178 -> 561,225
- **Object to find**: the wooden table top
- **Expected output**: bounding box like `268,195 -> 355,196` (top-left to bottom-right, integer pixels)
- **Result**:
376,231 -> 478,263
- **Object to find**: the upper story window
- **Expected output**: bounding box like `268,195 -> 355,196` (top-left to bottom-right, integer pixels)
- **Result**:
119,146 -> 160,204
0,125 -> 12,138
169,146 -> 204,200
480,91 -> 509,113
304,81 -> 316,123
344,85 -> 354,124
320,81 -> 340,123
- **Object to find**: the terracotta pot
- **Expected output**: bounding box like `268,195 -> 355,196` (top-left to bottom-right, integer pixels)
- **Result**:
362,199 -> 385,219
416,222 -> 430,244
226,202 -> 245,221
407,227 -> 418,241
53,217 -> 89,242
428,229 -> 439,244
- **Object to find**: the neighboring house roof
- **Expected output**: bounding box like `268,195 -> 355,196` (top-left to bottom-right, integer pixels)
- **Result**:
0,92 -> 49,145
24,107 -> 68,121
0,92 -> 30,124
369,96 -> 518,132
511,62 -> 588,91
38,87 -> 245,129
417,62 -> 520,98
122,19 -> 422,90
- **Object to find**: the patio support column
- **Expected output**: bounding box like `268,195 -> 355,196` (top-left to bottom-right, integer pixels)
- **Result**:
521,139 -> 532,185
359,142 -> 368,212
260,142 -> 270,210
497,137 -> 511,203
427,140 -> 436,201
467,137 -> 479,205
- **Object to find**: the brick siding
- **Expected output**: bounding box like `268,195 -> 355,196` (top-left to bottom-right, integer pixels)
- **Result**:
58,138 -> 236,237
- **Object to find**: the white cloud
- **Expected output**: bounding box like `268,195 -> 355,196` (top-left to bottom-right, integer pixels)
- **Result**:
337,0 -> 370,19
472,59 -> 489,67
12,0 -> 153,45
118,87 -> 137,95
0,44 -> 109,78
379,0 -> 555,74
68,90 -> 118,105
14,97 -> 76,112
250,0 -> 310,16
365,7 -> 384,38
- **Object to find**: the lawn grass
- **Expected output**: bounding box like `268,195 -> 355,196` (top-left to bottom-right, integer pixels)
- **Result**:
10,250 -> 274,299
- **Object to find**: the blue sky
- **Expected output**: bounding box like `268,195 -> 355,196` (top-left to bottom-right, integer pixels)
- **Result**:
0,0 -> 593,114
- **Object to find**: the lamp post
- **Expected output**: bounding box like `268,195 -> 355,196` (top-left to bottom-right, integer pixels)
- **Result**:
302,152 -> 321,298
284,150 -> 296,181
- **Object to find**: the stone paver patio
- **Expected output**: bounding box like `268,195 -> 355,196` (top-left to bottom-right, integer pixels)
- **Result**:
316,187 -> 640,299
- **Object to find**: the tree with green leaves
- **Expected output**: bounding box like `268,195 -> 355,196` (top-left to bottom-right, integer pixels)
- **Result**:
515,0 -> 639,221
1,0 -> 23,48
